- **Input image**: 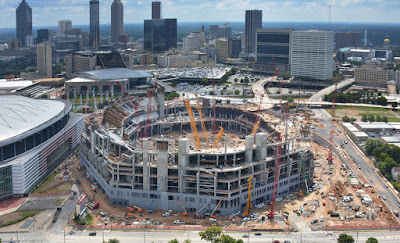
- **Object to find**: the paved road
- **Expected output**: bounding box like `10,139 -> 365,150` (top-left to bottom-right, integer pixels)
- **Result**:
309,78 -> 354,102
2,229 -> 400,243
314,109 -> 400,220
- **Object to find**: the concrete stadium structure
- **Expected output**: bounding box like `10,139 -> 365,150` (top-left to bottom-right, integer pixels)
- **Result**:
79,90 -> 314,215
0,95 -> 85,200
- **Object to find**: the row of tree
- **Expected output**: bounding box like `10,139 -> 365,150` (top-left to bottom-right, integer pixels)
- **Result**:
338,233 -> 378,243
365,140 -> 400,189
324,92 -> 388,106
361,114 -> 389,123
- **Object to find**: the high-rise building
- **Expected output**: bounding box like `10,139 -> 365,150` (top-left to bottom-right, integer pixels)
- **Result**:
16,0 -> 32,46
335,32 -> 361,49
58,20 -> 72,35
90,0 -> 100,48
254,28 -> 292,74
245,10 -> 262,54
291,30 -> 335,81
37,43 -> 54,78
216,38 -> 229,63
37,29 -> 50,44
231,38 -> 242,58
209,25 -> 219,41
65,53 -> 97,79
183,32 -> 204,53
218,23 -> 232,39
111,0 -> 124,43
144,19 -> 177,53
152,1 -> 161,19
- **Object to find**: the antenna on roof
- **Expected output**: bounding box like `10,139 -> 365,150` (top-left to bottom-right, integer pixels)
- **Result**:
328,5 -> 331,25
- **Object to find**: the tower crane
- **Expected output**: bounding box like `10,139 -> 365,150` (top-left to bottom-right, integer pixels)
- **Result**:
327,83 -> 338,165
195,94 -> 210,149
242,176 -> 253,217
184,99 -> 202,149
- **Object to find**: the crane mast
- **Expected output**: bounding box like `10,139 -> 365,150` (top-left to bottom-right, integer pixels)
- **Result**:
328,83 -> 338,165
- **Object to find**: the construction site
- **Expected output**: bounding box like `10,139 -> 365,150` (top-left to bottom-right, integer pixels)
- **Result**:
72,79 -> 399,231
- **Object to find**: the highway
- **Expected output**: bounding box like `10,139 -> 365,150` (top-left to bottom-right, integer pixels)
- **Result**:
2,228 -> 400,243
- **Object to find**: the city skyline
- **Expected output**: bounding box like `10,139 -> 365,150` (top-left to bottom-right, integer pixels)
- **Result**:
1,0 -> 400,29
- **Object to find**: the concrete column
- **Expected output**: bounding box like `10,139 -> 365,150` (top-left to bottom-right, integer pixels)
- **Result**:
156,140 -> 168,192
197,172 -> 200,196
179,169 -> 183,193
245,135 -> 254,163
214,172 -> 217,196
157,88 -> 165,119
143,138 -> 150,191
178,138 -> 190,167
91,132 -> 95,154
256,133 -> 268,161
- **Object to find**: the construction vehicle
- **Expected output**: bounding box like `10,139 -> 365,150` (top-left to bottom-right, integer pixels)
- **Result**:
210,196 -> 227,219
184,99 -> 202,149
88,202 -> 100,210
194,204 -> 209,219
194,94 -> 210,149
91,184 -> 96,192
128,205 -> 143,213
78,165 -> 81,171
148,178 -> 163,213
212,127 -> 224,149
242,176 -> 253,217
177,200 -> 188,216
127,213 -> 135,218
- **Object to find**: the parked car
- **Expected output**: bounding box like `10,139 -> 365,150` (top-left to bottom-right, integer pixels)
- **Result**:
89,232 -> 97,236
254,233 -> 262,236
242,235 -> 249,238
174,220 -> 184,224
311,219 -> 319,224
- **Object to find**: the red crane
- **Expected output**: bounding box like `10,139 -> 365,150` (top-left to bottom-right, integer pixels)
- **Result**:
328,83 -> 338,165
144,80 -> 158,138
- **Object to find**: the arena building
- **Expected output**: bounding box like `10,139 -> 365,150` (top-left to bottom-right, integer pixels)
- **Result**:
79,89 -> 314,216
0,95 -> 85,200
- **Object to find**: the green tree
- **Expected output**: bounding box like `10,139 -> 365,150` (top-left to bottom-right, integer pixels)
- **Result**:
168,239 -> 179,243
367,115 -> 375,122
366,237 -> 378,243
362,114 -> 368,122
183,240 -> 192,243
199,226 -> 223,242
382,116 -> 389,123
234,90 -> 240,96
376,115 -> 382,122
201,79 -> 209,85
342,116 -> 351,122
350,117 -> 357,122
338,233 -> 355,243
215,234 -> 244,243
107,239 -> 120,243
234,78 -> 238,83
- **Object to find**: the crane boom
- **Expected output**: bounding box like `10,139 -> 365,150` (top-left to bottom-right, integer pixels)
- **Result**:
148,178 -> 163,213
184,100 -> 202,149
242,176 -> 253,217
212,126 -> 224,149
177,200 -> 188,216
210,196 -> 227,218
195,94 -> 210,149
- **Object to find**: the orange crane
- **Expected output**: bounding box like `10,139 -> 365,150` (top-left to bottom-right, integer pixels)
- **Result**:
242,176 -> 253,217
195,94 -> 210,149
184,99 -> 202,149
328,83 -> 338,165
210,196 -> 227,219
177,200 -> 188,216
212,126 -> 224,149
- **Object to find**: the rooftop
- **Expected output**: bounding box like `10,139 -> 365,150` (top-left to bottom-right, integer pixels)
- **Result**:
79,68 -> 152,81
0,96 -> 69,145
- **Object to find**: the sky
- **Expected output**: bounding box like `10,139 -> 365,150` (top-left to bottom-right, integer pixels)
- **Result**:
1,0 -> 400,28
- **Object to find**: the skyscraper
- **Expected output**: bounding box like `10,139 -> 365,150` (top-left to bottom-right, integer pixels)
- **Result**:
291,30 -> 335,80
37,43 -> 54,78
144,19 -> 177,53
111,0 -> 123,43
152,1 -> 161,19
16,0 -> 32,46
58,20 -> 72,35
90,0 -> 100,48
245,10 -> 262,54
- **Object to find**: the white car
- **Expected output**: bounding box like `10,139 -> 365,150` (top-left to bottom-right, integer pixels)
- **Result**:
209,218 -> 217,222
381,195 -> 387,200
174,220 -> 184,224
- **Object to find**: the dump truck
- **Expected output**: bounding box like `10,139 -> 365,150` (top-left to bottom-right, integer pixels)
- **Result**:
52,207 -> 62,223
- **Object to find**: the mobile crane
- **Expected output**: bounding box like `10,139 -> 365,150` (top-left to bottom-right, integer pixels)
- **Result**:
242,176 -> 253,217
148,178 -> 163,213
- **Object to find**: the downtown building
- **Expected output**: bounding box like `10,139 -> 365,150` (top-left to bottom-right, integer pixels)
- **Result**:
16,0 -> 32,46
245,10 -> 262,54
144,19 -> 177,52
111,0 -> 124,43
254,28 -> 293,74
90,0 -> 100,48
291,30 -> 335,81
183,32 -> 205,53
37,43 -> 55,78
58,20 -> 72,35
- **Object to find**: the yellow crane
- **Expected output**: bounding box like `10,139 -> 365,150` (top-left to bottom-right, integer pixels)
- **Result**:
195,94 -> 210,149
242,176 -> 253,217
212,126 -> 224,149
184,99 -> 202,149
251,121 -> 260,136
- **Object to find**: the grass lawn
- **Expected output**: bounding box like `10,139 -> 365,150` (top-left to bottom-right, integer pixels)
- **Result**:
0,211 -> 41,227
326,105 -> 396,122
